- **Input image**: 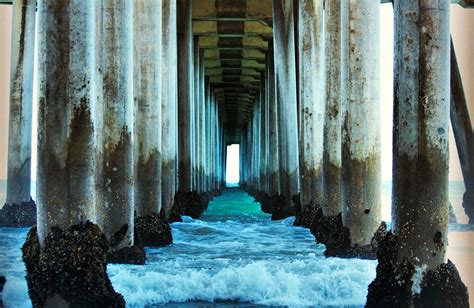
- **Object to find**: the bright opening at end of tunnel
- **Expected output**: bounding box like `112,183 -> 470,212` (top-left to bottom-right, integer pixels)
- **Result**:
225,144 -> 240,186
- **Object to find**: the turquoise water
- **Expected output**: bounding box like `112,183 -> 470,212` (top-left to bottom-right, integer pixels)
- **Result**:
0,184 -> 471,306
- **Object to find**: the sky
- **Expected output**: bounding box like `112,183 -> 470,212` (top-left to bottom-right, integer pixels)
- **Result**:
0,4 -> 473,183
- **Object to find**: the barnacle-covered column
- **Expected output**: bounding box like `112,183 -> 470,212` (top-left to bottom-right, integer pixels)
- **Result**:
96,0 -> 144,263
340,0 -> 381,255
161,0 -> 178,219
367,1 -> 469,306
273,0 -> 300,219
296,0 -> 325,226
133,0 -> 171,247
23,1 -> 125,306
1,0 -> 36,227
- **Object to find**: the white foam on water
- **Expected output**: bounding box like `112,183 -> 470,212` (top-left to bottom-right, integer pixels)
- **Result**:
108,256 -> 376,307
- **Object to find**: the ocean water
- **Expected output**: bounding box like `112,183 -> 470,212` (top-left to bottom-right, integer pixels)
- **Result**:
0,183 -> 471,307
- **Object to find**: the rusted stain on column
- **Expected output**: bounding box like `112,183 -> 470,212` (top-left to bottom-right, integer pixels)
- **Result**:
6,0 -> 35,208
298,0 -> 325,211
273,0 -> 300,214
341,0 -> 381,247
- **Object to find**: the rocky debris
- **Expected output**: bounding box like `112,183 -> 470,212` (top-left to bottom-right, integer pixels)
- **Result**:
22,223 -> 125,307
0,199 -> 36,227
134,212 -> 173,247
172,191 -> 210,220
366,231 -> 469,307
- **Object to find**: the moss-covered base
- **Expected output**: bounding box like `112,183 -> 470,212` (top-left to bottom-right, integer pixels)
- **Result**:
0,199 -> 36,227
22,222 -> 125,307
134,213 -> 172,247
366,231 -> 469,307
171,191 -> 210,220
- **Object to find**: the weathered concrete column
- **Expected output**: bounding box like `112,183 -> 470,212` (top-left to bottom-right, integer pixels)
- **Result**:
1,0 -> 36,228
273,0 -> 300,218
267,40 -> 279,197
193,36 -> 201,192
323,0 -> 344,217
392,0 -> 449,271
199,49 -> 207,193
36,0 -> 97,245
367,2 -> 469,306
341,0 -> 381,250
259,71 -> 269,194
132,0 -> 171,248
297,0 -> 325,217
23,1 -> 125,306
161,0 -> 178,218
96,0 -> 144,263
177,0 -> 193,193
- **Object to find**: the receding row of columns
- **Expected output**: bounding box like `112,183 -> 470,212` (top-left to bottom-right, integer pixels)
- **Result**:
241,0 -> 468,305
10,0 -> 226,305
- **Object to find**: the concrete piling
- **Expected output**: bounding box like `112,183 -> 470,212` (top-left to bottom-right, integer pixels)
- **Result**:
367,1 -> 468,306
340,0 -> 381,255
161,0 -> 178,219
296,0 -> 325,225
23,1 -> 125,305
1,0 -> 36,227
96,0 -> 144,263
273,0 -> 300,218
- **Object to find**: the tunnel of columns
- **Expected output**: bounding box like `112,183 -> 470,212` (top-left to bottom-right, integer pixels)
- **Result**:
0,0 -> 473,306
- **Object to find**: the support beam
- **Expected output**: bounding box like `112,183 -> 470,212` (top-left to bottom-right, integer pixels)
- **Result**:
297,0 -> 325,219
273,0 -> 300,218
96,0 -> 143,262
323,0 -> 344,217
267,40 -> 279,197
24,1 -> 125,306
133,0 -> 172,247
177,0 -> 194,193
36,0 -> 96,245
2,0 -> 36,227
341,0 -> 381,249
450,38 -> 474,223
367,1 -> 469,306
161,0 -> 178,218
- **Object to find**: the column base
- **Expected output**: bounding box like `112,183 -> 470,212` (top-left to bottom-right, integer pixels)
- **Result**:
106,224 -> 146,265
366,231 -> 469,307
22,222 -> 125,307
297,206 -> 384,259
0,199 -> 36,227
171,191 -> 210,221
134,212 -> 173,247
251,190 -> 295,220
